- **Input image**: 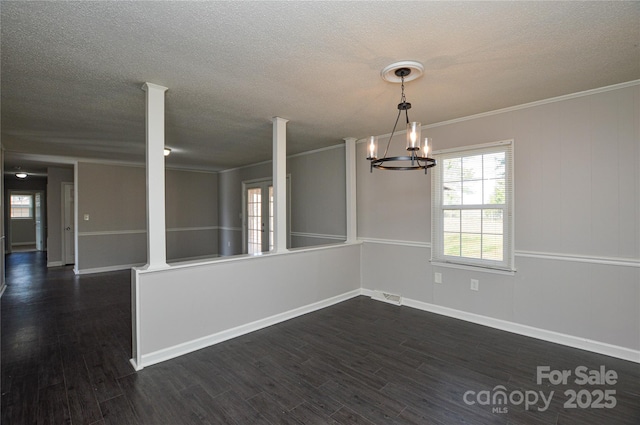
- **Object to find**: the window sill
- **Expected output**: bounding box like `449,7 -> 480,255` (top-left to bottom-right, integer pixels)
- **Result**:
430,260 -> 516,276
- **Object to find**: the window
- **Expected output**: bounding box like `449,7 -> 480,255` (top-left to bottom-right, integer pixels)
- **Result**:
10,194 -> 34,218
431,140 -> 514,272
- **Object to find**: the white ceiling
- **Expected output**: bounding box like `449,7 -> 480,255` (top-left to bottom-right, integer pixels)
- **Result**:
2,1 -> 639,174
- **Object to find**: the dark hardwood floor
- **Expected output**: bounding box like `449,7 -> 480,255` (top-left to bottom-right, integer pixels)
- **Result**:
1,252 -> 639,424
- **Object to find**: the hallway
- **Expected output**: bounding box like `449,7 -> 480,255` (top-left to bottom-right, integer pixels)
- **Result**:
1,252 -> 133,424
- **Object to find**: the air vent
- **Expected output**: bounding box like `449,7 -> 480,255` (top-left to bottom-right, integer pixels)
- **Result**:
371,290 -> 402,306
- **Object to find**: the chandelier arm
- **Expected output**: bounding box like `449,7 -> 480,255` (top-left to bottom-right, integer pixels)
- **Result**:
381,108 -> 402,159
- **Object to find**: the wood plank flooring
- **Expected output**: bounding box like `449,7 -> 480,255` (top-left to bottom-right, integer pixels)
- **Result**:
2,251 -> 639,424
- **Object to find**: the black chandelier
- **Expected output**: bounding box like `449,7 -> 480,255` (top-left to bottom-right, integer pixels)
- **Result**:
367,61 -> 437,174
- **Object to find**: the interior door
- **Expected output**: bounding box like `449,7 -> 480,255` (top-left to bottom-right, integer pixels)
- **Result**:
63,183 -> 75,265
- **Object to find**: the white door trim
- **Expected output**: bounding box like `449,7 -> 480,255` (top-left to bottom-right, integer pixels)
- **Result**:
61,182 -> 75,265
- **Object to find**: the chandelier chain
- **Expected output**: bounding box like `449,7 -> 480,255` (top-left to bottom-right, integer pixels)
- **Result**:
401,75 -> 410,124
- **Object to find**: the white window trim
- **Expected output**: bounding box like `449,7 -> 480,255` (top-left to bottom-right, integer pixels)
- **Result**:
10,193 -> 35,219
431,139 -> 515,273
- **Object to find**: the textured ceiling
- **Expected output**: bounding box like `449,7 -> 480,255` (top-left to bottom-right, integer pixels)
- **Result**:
2,1 -> 639,173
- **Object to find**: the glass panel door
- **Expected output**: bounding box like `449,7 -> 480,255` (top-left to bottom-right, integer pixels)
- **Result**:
247,187 -> 263,254
245,182 -> 274,254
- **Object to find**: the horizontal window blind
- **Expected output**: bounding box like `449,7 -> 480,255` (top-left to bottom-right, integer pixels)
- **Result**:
10,194 -> 34,218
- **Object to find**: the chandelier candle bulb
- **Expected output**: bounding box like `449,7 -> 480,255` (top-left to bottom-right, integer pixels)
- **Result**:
423,137 -> 431,156
407,122 -> 421,150
367,136 -> 378,159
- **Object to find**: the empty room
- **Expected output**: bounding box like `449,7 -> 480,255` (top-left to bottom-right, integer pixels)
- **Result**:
1,2 -> 639,424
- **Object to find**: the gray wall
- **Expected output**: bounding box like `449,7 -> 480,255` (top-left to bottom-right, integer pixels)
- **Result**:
289,146 -> 346,247
217,146 -> 347,255
77,162 -> 218,272
218,162 -> 271,256
77,162 -> 146,271
358,84 -> 640,352
10,219 -> 35,245
46,166 -> 74,265
166,169 -> 218,261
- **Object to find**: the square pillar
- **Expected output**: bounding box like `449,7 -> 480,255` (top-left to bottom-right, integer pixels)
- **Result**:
344,137 -> 357,243
272,117 -> 289,253
142,82 -> 169,269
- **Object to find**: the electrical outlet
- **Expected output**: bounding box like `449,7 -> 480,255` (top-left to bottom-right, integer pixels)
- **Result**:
84,214 -> 90,221
470,279 -> 479,291
434,272 -> 442,284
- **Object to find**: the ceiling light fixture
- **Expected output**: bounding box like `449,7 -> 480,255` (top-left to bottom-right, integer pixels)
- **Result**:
15,172 -> 28,179
164,148 -> 171,156
367,61 -> 436,174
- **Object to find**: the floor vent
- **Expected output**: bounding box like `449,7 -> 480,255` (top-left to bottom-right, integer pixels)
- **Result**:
371,290 -> 402,306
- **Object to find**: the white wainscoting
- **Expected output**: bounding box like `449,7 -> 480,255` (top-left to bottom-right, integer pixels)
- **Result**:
135,288 -> 362,369
360,238 -> 640,363
362,288 -> 639,363
131,242 -> 362,370
77,227 -> 221,274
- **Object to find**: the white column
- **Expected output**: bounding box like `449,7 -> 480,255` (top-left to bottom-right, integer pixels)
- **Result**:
272,117 -> 289,253
142,82 -> 169,269
344,137 -> 357,243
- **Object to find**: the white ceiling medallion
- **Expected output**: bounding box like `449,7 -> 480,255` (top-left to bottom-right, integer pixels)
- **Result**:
380,60 -> 424,83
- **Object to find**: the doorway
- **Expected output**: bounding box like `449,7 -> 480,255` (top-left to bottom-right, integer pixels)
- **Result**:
244,181 -> 273,254
62,182 -> 75,265
8,190 -> 45,252
242,177 -> 290,254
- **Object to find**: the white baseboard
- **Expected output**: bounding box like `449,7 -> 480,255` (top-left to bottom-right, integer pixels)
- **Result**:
363,288 -> 639,363
47,261 -> 64,267
136,288 -> 363,369
130,358 -> 142,371
75,263 -> 144,275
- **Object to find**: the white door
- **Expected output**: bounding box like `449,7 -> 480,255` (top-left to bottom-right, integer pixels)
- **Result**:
245,182 -> 273,254
35,192 -> 43,251
63,183 -> 75,265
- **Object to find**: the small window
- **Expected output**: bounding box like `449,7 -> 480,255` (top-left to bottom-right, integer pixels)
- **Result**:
431,140 -> 514,272
10,194 -> 34,218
